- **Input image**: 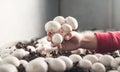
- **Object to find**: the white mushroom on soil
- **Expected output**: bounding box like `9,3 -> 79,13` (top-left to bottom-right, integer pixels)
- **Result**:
78,59 -> 92,69
26,58 -> 48,72
12,49 -> 28,59
58,56 -> 73,70
19,60 -> 28,68
53,16 -> 65,24
45,21 -> 61,33
94,53 -> 103,59
27,46 -> 36,52
69,54 -> 82,63
99,55 -> 114,67
65,16 -> 78,30
2,55 -> 20,67
46,58 -> 66,72
117,66 -> 120,72
52,33 -> 63,44
83,54 -> 98,64
91,62 -> 106,72
0,64 -> 18,72
111,57 -> 120,69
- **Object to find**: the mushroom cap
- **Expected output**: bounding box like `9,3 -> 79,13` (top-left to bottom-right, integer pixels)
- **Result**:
26,59 -> 48,72
111,57 -> 120,69
83,55 -> 98,64
65,16 -> 78,30
91,63 -> 106,72
45,21 -> 61,33
2,55 -> 20,67
99,55 -> 114,66
53,16 -> 65,24
52,33 -> 63,44
58,56 -> 73,70
78,59 -> 92,69
47,58 -> 66,72
0,64 -> 18,72
69,54 -> 82,63
61,24 -> 72,32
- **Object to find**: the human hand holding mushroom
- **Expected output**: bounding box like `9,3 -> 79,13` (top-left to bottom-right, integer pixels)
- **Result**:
45,16 -> 80,51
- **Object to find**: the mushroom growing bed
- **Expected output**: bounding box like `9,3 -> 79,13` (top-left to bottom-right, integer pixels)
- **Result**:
0,37 -> 120,72
0,16 -> 120,72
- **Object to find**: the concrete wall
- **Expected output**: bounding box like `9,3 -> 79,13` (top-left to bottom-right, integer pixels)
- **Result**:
60,0 -> 113,31
112,0 -> 120,30
0,0 -> 58,47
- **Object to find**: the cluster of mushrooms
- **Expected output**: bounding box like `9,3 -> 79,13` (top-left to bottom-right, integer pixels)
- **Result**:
45,16 -> 78,44
0,16 -> 120,72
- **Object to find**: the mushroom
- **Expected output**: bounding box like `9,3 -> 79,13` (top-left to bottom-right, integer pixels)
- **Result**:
65,16 -> 78,30
91,62 -> 106,72
69,54 -> 82,63
46,58 -> 66,72
60,24 -> 72,36
27,46 -> 36,52
58,56 -> 73,70
12,49 -> 28,59
78,59 -> 92,69
0,64 -> 18,72
45,21 -> 61,33
20,60 -> 28,68
53,16 -> 65,24
83,54 -> 98,64
94,53 -> 103,59
26,59 -> 48,72
111,57 -> 120,69
2,55 -> 20,67
52,33 -> 63,44
99,55 -> 114,66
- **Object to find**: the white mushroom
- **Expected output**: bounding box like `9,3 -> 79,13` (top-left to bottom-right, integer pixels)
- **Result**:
58,56 -> 73,70
117,66 -> 120,72
99,55 -> 114,66
20,60 -> 28,68
60,24 -> 72,36
45,21 -> 61,33
91,63 -> 106,72
27,46 -> 36,52
47,58 -> 66,72
53,16 -> 65,24
78,59 -> 92,69
94,53 -> 103,59
11,49 -> 27,59
65,16 -> 78,30
2,55 -> 20,67
69,54 -> 82,63
0,64 -> 18,72
26,59 -> 48,72
83,54 -> 98,64
52,33 -> 63,44
111,57 -> 120,69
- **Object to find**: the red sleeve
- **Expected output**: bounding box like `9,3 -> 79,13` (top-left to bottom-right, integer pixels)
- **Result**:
94,31 -> 120,53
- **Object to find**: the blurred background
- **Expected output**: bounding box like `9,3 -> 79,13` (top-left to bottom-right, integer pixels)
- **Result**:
0,0 -> 120,47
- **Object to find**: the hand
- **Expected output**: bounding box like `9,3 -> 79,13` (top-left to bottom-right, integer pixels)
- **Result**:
47,31 -> 82,51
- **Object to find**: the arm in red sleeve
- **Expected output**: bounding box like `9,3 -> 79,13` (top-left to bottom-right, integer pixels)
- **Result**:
94,31 -> 120,53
